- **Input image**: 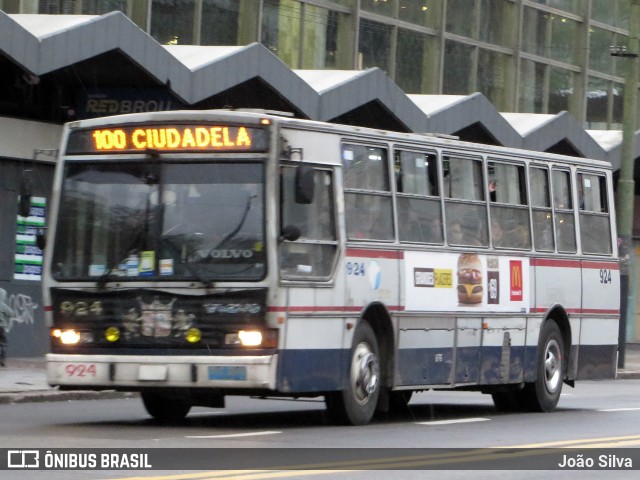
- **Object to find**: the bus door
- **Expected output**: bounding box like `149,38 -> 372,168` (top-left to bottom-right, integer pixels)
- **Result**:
277,164 -> 342,392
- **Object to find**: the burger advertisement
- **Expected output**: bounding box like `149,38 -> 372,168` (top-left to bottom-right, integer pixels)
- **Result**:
404,251 -> 528,311
457,253 -> 483,304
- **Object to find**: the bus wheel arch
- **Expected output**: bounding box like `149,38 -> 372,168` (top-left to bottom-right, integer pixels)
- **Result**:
325,302 -> 393,425
361,302 -> 394,391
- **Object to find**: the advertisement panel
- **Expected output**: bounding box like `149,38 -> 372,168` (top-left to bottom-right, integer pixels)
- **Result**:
404,252 -> 530,312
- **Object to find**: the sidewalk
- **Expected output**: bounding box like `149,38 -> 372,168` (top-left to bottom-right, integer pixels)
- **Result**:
1,345 -> 640,405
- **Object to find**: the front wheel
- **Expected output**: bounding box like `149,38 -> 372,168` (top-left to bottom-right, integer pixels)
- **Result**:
141,390 -> 191,423
522,320 -> 565,412
326,322 -> 381,425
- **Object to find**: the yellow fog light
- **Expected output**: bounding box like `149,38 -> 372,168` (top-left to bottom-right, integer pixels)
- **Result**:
59,329 -> 81,345
185,327 -> 202,343
105,327 -> 120,342
238,330 -> 262,347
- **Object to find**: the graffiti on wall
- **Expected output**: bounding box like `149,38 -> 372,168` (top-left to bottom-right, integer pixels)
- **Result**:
0,288 -> 38,333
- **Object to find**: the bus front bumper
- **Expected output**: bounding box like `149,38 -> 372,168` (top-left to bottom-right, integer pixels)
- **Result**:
46,353 -> 278,390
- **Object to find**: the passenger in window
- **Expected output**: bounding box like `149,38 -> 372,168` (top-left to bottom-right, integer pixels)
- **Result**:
489,180 -> 497,202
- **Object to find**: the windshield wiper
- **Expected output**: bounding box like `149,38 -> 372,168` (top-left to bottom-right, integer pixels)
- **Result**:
204,194 -> 256,260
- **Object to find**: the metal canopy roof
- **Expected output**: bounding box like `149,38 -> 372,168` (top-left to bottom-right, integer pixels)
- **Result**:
1,10 -> 639,168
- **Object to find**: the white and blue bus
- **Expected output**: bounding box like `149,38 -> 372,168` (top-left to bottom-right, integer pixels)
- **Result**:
43,109 -> 619,425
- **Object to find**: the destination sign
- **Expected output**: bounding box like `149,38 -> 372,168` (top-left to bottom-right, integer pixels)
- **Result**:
66,124 -> 269,154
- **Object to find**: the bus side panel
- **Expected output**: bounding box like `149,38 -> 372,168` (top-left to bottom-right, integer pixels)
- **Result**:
577,317 -> 619,379
578,260 -> 619,379
277,315 -> 350,393
529,259 -> 581,382
396,317 -> 454,386
479,318 -> 526,384
455,318 -> 482,384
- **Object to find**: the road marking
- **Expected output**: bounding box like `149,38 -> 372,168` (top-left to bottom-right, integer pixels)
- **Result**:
598,407 -> 640,412
415,417 -> 490,426
110,435 -> 640,480
185,431 -> 282,439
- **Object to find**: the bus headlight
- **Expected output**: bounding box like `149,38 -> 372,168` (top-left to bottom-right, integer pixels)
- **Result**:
239,330 -> 262,346
52,328 -> 81,345
225,330 -> 262,347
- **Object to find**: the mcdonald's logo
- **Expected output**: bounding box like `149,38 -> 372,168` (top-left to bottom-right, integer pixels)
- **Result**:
510,260 -> 523,301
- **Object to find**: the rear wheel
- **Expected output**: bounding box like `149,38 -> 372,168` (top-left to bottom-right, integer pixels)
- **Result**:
326,322 -> 381,425
522,320 -> 565,412
141,391 -> 191,423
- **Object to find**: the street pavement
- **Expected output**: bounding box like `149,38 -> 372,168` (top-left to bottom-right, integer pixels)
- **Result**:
1,344 -> 640,404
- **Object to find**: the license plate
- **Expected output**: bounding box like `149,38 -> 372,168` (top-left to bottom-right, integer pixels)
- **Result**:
208,366 -> 247,381
138,365 -> 168,381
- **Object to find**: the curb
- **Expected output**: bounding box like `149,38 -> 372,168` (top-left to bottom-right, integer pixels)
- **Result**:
0,390 -> 138,405
617,370 -> 640,380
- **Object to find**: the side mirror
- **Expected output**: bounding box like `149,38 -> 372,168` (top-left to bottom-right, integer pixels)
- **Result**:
280,225 -> 301,242
18,177 -> 33,218
295,164 -> 314,204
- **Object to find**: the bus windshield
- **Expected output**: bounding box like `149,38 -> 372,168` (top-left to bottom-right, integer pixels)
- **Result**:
51,160 -> 266,282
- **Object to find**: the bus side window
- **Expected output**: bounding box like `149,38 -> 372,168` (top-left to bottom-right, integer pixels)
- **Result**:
489,160 -> 530,250
343,144 -> 394,241
279,167 -> 338,279
395,150 -> 443,244
578,173 -> 612,255
530,166 -> 554,252
443,155 -> 488,247
552,169 -> 577,253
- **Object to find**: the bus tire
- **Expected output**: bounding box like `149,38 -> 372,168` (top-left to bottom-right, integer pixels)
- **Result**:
141,391 -> 191,423
325,322 -> 381,426
523,320 -> 564,412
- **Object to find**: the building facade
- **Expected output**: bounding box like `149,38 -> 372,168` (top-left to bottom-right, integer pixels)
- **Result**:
1,0 -> 632,130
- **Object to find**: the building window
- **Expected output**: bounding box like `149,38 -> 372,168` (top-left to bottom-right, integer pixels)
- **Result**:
443,41 -> 474,94
358,19 -> 392,72
396,28 -> 430,94
150,0 -> 196,45
201,0 -> 241,45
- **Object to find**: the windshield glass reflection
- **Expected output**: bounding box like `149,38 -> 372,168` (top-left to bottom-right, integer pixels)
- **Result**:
52,161 -> 265,282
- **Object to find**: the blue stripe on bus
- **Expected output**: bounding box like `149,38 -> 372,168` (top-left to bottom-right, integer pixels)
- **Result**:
274,344 -> 617,394
277,349 -> 349,393
397,346 -> 532,386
